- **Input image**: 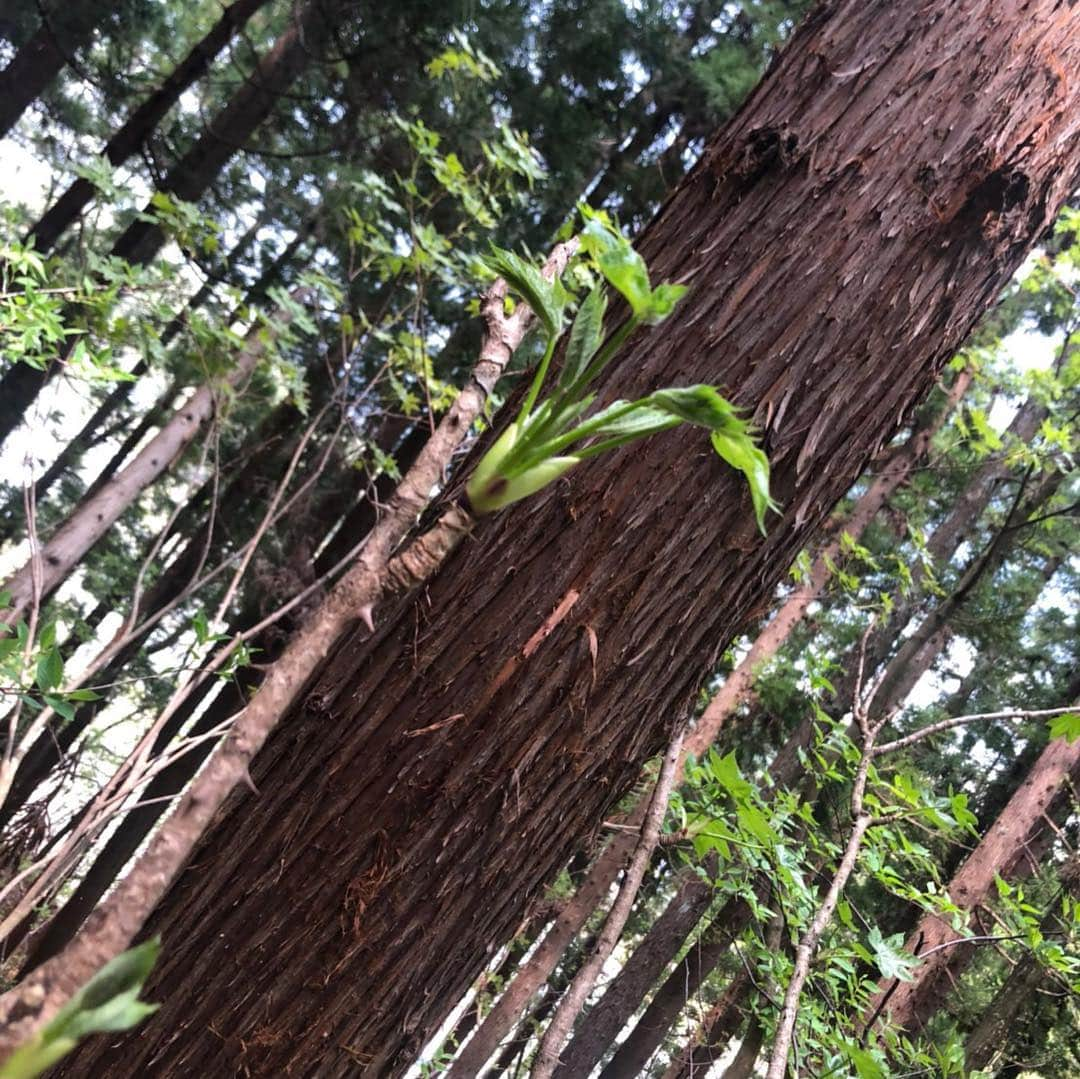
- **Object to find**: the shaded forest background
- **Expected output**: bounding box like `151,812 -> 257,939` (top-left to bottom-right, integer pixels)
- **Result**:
0,1 -> 1077,1076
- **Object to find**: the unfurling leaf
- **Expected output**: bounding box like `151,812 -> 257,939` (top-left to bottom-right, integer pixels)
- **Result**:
710,429 -> 778,535
484,246 -> 567,337
468,455 -> 578,515
867,926 -> 920,982
648,385 -> 739,429
0,940 -> 160,1079
580,217 -> 653,318
560,285 -> 607,390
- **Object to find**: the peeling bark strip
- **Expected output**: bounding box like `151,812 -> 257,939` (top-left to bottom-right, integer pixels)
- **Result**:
56,4 -> 1080,1076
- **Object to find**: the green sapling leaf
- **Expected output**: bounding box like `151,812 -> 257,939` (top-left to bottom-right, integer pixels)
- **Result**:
559,285 -> 607,391
710,429 -> 777,535
484,246 -> 567,337
579,218 -> 653,318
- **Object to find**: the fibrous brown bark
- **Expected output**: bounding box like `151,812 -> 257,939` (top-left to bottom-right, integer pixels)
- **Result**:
52,3 -> 1080,1075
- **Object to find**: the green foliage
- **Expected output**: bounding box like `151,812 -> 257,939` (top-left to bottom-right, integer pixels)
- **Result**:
466,214 -> 776,526
0,940 -> 159,1079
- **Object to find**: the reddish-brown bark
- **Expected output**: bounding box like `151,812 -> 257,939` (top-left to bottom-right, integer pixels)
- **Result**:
58,3 -> 1080,1075
867,719 -> 1080,1034
548,385 -> 969,1079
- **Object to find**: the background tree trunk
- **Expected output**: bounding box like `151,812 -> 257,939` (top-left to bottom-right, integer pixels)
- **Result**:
866,705 -> 1080,1035
61,3 -> 1080,1075
0,2 -> 110,138
27,0 -> 273,254
0,1 -> 323,447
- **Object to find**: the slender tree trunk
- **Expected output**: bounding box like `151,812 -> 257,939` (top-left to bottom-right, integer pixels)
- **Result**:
17,424 -> 429,967
41,4 -> 1080,1074
720,1013 -> 766,1079
0,292 -> 311,629
0,1 -> 323,447
0,208 -> 303,544
962,857 -> 1080,1073
602,489 -> 1068,1077
27,0 -> 273,254
865,698 -> 1080,1035
0,2 -> 109,138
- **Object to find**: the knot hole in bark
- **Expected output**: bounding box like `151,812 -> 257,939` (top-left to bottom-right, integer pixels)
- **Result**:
732,124 -> 800,189
957,166 -> 1031,234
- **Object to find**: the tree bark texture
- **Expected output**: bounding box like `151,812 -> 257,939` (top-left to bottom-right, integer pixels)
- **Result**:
867,726 -> 1080,1035
62,4 -> 1080,1075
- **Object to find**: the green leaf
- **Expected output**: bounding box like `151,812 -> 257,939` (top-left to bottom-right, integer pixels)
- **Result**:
1049,712 -> 1080,742
710,429 -> 778,534
588,402 -> 679,440
580,218 -> 653,318
867,926 -> 920,982
35,649 -> 63,693
708,750 -> 754,802
0,941 -> 160,1079
648,385 -> 739,429
641,282 -> 688,325
842,1043 -> 887,1079
560,286 -> 606,390
484,246 -> 566,337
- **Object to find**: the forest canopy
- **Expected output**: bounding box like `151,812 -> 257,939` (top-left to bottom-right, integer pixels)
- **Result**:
0,2 -> 1077,1077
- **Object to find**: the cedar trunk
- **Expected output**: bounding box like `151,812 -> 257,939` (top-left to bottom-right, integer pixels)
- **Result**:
68,3 -> 1080,1075
867,719 -> 1080,1034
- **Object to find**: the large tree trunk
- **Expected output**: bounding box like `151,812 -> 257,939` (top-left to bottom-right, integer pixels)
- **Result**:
61,3 -> 1080,1075
0,1 -> 110,138
18,423 -> 428,969
542,368 -> 971,1079
0,1 -> 322,447
27,0 -> 273,254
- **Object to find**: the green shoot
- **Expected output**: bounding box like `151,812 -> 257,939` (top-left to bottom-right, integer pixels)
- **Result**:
0,940 -> 160,1079
466,212 -> 779,531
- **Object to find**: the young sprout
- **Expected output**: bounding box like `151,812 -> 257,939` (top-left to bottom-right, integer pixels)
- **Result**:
466,212 -> 779,532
